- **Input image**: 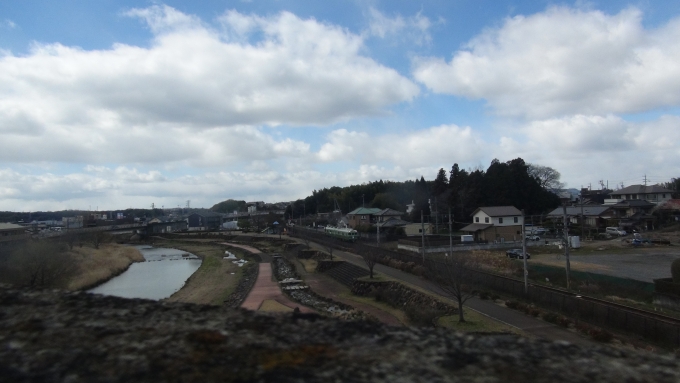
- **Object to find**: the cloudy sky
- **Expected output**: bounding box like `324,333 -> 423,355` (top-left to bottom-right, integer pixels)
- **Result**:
1,1 -> 679,211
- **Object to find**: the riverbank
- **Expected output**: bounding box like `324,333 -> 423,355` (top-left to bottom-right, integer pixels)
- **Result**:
68,243 -> 145,291
156,239 -> 248,305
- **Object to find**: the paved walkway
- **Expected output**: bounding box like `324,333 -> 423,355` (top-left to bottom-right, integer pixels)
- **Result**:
299,240 -> 596,347
240,263 -> 315,313
220,242 -> 262,254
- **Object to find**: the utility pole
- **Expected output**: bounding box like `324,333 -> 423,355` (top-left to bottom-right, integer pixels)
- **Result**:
421,210 -> 425,263
376,223 -> 380,247
562,200 -> 571,290
522,209 -> 528,294
448,207 -> 453,257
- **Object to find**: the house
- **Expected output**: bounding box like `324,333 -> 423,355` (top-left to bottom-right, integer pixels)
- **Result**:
608,185 -> 673,205
0,223 -> 27,242
461,206 -> 523,242
346,207 -> 382,228
145,220 -> 188,235
608,200 -> 656,230
404,222 -> 433,236
187,212 -> 223,231
546,205 -> 614,229
373,208 -> 405,223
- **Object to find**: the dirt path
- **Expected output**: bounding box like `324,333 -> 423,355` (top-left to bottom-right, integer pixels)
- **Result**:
220,242 -> 262,254
240,263 -> 315,313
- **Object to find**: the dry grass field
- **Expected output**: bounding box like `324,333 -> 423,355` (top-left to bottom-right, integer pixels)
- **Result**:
68,244 -> 145,291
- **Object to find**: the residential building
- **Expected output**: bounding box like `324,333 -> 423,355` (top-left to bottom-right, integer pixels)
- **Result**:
346,207 -> 382,228
461,206 -> 523,242
0,223 -> 27,242
187,212 -> 223,231
145,220 -> 188,234
546,205 -> 614,229
608,185 -> 673,205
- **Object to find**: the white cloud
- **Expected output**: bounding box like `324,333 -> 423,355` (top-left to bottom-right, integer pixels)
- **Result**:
1,19 -> 16,29
317,124 -> 484,168
366,7 -> 433,45
413,6 -> 680,119
0,5 -> 418,166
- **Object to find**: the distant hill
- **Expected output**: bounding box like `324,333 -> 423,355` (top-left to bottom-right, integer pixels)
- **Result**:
211,199 -> 247,213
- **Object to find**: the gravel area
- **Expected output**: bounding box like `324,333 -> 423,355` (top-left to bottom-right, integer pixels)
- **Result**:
1,285 -> 679,382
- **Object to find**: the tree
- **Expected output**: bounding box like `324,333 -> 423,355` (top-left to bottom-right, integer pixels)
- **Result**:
425,254 -> 479,323
361,249 -> 380,279
90,231 -> 106,249
528,164 -> 564,192
3,241 -> 78,288
433,168 -> 448,196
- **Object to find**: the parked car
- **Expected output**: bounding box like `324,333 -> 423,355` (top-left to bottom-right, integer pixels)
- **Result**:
525,234 -> 541,241
506,249 -> 530,259
605,227 -> 627,236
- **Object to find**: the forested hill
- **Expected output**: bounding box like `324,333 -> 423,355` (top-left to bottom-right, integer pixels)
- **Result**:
285,158 -> 561,222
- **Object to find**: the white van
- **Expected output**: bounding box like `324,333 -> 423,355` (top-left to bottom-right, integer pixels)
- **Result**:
606,227 -> 627,236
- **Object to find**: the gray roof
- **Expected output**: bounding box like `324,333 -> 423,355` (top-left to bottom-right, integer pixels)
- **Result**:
460,223 -> 493,232
610,184 -> 673,196
374,208 -> 405,216
377,218 -> 411,228
547,205 -> 612,217
0,223 -> 25,230
610,200 -> 655,208
348,207 -> 382,215
472,206 -> 522,217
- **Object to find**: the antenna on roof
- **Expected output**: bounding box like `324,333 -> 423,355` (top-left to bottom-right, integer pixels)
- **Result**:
643,174 -> 648,186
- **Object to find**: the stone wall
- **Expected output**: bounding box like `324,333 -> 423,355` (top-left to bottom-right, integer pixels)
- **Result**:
2,285 -> 679,382
222,261 -> 258,308
352,280 -> 456,315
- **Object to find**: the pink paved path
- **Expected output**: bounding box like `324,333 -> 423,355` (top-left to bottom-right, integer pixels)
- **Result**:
239,262 -> 315,313
221,242 -> 262,254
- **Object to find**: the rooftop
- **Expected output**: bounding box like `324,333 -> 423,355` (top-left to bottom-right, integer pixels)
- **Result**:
610,184 -> 673,195
472,206 -> 522,217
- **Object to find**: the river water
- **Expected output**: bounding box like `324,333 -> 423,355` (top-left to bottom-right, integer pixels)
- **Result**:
88,245 -> 202,300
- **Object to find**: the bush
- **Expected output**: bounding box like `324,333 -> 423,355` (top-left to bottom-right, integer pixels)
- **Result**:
411,265 -> 426,277
541,312 -> 560,324
589,328 -> 613,343
405,306 -> 443,327
557,316 -> 573,328
479,291 -> 491,300
505,301 -> 519,309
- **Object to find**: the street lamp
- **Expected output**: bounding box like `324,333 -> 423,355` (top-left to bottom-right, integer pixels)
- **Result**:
559,192 -> 572,290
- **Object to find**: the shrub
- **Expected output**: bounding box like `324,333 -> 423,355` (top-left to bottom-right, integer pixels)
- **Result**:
405,306 -> 443,327
557,316 -> 573,328
411,265 -> 426,277
529,308 -> 541,317
589,328 -> 614,343
505,301 -> 519,309
479,291 -> 491,300
542,312 -> 560,324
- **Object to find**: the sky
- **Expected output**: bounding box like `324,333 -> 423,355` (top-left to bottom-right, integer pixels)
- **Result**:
1,0 -> 679,211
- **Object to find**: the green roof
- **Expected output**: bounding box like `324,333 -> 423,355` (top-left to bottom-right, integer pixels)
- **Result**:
347,207 -> 382,215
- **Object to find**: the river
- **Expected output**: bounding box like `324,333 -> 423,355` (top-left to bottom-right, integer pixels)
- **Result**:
88,245 -> 202,300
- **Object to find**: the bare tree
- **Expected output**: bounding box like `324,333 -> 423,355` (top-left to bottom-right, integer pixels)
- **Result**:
4,241 -> 78,288
426,254 -> 479,323
90,231 -> 106,249
324,242 -> 334,261
62,230 -> 78,250
361,249 -> 380,279
528,164 -> 565,192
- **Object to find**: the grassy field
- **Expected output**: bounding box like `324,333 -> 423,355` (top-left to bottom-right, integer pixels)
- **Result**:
438,309 -> 523,334
157,240 -> 247,306
68,243 -> 145,290
259,299 -> 294,312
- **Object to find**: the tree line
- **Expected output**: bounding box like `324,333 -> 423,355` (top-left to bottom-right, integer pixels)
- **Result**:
283,158 -> 562,223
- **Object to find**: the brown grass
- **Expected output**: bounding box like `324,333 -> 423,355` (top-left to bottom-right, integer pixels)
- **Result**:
259,299 -> 294,312
67,244 -> 145,290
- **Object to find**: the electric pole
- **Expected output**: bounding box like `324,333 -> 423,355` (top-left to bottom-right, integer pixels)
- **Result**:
562,200 -> 571,290
421,210 -> 425,263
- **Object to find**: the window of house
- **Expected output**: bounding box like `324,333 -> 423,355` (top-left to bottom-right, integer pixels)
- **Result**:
419,229 -> 422,233
514,217 -> 518,223
485,217 -> 489,223
361,215 -> 366,220
475,217 -> 479,223
663,194 -> 667,198
499,217 -> 503,224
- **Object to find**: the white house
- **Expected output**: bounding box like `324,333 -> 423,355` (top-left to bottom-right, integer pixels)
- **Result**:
462,206 -> 524,242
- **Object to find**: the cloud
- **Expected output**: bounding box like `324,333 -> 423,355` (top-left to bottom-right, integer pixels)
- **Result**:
413,6 -> 680,119
0,5 -> 418,166
366,7 -> 434,45
317,124 -> 484,168
1,19 -> 16,29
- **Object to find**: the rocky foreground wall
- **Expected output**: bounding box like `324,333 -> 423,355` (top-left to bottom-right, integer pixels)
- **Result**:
1,285 -> 679,383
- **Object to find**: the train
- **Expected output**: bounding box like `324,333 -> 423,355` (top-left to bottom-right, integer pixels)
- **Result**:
324,226 -> 359,242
